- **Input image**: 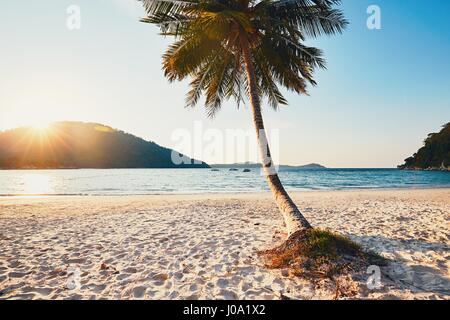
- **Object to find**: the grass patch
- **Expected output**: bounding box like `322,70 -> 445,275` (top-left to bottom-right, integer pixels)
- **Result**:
259,228 -> 387,298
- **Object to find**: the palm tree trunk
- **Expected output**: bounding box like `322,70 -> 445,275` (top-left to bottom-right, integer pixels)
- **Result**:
242,44 -> 312,236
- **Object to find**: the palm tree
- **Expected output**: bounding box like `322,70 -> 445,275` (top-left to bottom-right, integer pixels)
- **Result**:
140,0 -> 347,237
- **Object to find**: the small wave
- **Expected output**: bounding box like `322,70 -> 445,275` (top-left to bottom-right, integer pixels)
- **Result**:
0,193 -> 89,197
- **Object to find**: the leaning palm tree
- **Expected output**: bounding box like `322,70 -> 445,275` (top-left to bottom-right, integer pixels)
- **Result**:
140,0 -> 347,237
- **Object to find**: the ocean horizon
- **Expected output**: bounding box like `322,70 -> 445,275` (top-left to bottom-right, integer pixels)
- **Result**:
0,168 -> 449,196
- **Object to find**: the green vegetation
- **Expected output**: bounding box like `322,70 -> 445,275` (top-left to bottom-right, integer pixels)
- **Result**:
399,122 -> 450,171
0,121 -> 209,169
260,228 -> 386,297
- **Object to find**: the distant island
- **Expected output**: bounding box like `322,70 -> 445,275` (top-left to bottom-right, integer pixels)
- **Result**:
398,122 -> 449,171
211,162 -> 326,169
0,121 -> 209,169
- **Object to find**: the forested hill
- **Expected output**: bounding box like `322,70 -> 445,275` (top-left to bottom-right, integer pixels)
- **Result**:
399,122 -> 449,171
0,122 -> 209,169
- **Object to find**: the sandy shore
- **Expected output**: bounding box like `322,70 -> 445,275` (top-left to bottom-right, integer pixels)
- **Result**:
0,189 -> 449,300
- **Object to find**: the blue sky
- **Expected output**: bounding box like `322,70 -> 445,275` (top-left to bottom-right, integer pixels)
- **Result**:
0,0 -> 449,167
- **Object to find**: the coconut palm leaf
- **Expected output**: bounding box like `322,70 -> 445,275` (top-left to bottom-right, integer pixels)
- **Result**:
139,0 -> 347,235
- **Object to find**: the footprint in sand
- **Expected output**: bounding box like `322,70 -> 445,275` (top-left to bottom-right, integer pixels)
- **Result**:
122,267 -> 137,274
8,271 -> 29,278
213,264 -> 223,272
189,284 -> 198,292
8,261 -> 21,268
132,286 -> 147,298
216,278 -> 229,288
91,284 -> 107,293
217,289 -> 238,300
20,285 -> 52,296
116,273 -> 130,281
10,293 -> 36,300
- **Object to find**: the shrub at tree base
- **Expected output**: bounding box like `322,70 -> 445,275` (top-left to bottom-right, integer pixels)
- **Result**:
259,229 -> 388,299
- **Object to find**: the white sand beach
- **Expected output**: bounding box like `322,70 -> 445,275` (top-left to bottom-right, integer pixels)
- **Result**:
0,188 -> 449,300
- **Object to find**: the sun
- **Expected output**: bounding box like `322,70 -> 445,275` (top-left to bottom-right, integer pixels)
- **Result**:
29,121 -> 54,131
27,121 -> 56,139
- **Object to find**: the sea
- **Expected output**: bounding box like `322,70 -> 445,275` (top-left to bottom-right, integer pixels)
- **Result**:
0,168 -> 449,196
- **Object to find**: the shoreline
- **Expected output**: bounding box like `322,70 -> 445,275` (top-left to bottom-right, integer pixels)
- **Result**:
1,188 -> 449,300
1,186 -> 450,199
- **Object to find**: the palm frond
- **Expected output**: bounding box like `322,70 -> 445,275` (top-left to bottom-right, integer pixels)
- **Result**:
139,0 -> 199,34
260,0 -> 348,38
140,0 -> 347,115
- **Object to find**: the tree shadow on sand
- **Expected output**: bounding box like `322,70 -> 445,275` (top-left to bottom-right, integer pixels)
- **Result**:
349,234 -> 450,298
259,230 -> 449,299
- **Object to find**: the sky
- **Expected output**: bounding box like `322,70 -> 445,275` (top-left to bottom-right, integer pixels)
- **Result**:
0,0 -> 449,168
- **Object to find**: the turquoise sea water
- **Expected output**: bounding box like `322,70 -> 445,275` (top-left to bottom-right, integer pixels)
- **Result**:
0,168 -> 449,196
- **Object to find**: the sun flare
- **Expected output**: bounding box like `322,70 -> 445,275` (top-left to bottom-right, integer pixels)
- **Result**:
30,121 -> 53,131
